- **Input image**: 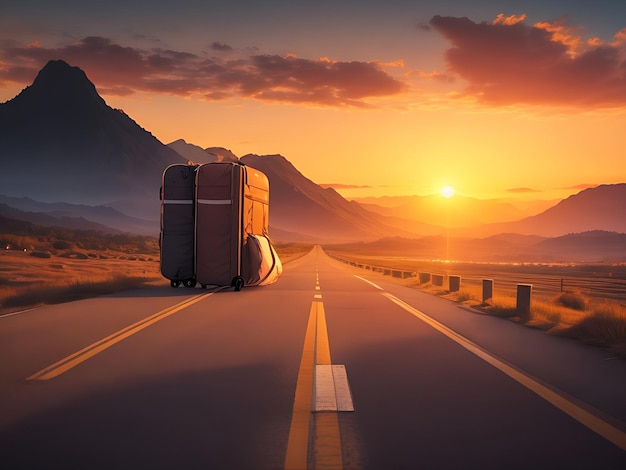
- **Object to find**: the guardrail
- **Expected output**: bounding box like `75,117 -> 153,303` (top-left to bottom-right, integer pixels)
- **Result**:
327,252 -> 626,315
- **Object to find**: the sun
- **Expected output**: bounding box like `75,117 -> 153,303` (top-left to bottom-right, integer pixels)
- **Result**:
441,185 -> 455,198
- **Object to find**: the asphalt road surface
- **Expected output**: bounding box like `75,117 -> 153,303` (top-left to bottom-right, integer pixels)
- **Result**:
1,246 -> 625,469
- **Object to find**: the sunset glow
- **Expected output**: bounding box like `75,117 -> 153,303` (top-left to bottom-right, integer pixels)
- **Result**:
441,186 -> 455,199
1,1 -> 625,203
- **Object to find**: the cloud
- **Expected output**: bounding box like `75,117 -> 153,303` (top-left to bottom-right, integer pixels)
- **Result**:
429,14 -> 626,108
211,42 -> 233,52
0,36 -> 406,107
506,187 -> 540,194
562,183 -> 598,190
492,13 -> 527,26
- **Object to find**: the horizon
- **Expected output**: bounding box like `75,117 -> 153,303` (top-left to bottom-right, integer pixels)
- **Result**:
1,1 -> 626,202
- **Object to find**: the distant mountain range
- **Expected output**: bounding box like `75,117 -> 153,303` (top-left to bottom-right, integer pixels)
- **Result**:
327,231 -> 626,263
0,195 -> 155,235
1,60 -> 625,260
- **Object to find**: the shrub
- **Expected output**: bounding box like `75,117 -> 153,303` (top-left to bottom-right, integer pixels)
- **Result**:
52,240 -> 72,250
59,251 -> 89,259
554,290 -> 587,311
485,297 -> 518,318
456,290 -> 475,303
565,302 -> 626,348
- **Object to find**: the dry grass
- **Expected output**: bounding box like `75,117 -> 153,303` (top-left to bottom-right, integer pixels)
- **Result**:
274,243 -> 314,263
0,250 -> 161,314
554,290 -> 587,311
559,302 -> 626,355
0,243 -> 313,315
444,283 -> 626,355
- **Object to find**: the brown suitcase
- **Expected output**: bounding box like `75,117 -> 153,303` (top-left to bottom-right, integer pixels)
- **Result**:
195,162 -> 280,290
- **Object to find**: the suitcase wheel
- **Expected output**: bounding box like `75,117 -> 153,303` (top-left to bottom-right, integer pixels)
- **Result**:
170,280 -> 181,288
184,278 -> 197,288
232,276 -> 244,292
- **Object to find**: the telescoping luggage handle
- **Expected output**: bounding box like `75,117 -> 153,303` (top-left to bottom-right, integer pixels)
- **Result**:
196,199 -> 232,205
162,199 -> 193,204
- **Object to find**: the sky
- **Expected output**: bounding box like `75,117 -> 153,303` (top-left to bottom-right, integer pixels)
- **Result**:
1,0 -> 625,202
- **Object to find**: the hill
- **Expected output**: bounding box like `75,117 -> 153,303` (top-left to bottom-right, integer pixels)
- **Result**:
326,231 -> 626,263
0,195 -> 156,236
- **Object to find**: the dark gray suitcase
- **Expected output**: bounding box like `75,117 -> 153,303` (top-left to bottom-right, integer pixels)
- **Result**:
159,163 -> 197,287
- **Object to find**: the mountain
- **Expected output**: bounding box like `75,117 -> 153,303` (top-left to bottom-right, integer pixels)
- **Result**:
473,184 -> 626,237
167,139 -> 239,164
205,147 -> 239,162
167,139 -> 217,163
240,154 -> 419,241
0,59 -> 185,213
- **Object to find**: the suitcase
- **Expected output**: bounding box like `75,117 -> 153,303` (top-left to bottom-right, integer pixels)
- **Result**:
159,163 -> 198,288
195,162 -> 281,290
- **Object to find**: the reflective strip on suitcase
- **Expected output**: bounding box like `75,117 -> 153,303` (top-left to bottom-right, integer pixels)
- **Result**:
162,199 -> 193,204
197,199 -> 232,205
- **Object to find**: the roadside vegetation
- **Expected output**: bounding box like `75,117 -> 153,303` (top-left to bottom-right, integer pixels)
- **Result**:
273,242 -> 314,263
0,216 -> 314,314
327,250 -> 626,356
429,283 -> 626,356
0,221 -> 162,314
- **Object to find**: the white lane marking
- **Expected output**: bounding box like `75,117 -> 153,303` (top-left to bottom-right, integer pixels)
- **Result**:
28,292 -> 215,380
315,365 -> 337,411
0,308 -> 40,319
354,275 -> 384,290
381,292 -> 626,452
314,365 -> 354,412
332,365 -> 355,412
314,294 -> 322,299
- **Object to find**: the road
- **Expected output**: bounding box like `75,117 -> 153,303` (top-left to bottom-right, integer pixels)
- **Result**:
1,246 -> 625,469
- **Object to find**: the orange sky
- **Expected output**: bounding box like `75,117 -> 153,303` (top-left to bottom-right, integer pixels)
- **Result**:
1,1 -> 625,202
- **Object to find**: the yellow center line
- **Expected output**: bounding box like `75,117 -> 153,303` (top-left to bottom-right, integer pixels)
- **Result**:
285,268 -> 345,470
382,292 -> 626,452
315,301 -> 331,366
284,300 -> 318,470
313,300 -> 343,470
28,291 -> 214,381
